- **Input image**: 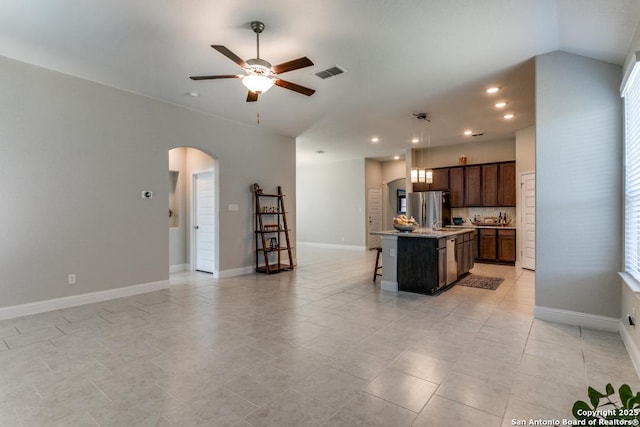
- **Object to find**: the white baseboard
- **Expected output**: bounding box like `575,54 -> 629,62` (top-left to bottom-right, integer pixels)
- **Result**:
217,266 -> 254,278
535,306 -> 620,332
0,280 -> 170,321
620,321 -> 640,378
381,280 -> 398,293
297,242 -> 366,251
169,264 -> 189,273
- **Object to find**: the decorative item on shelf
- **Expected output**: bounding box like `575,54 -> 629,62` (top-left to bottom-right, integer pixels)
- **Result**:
459,154 -> 467,165
264,224 -> 279,231
252,183 -> 263,195
269,237 -> 278,250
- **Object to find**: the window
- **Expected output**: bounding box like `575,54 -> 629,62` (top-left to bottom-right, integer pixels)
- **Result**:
623,55 -> 640,283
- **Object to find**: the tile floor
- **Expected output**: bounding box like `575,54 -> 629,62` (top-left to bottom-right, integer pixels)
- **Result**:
0,246 -> 638,426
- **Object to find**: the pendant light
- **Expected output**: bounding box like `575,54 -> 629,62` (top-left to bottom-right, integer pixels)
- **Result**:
425,133 -> 433,184
410,113 -> 432,184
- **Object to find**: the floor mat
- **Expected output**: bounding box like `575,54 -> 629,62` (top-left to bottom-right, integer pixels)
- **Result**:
456,274 -> 504,290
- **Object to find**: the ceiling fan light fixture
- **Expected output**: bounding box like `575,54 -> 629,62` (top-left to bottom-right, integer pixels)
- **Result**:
242,74 -> 275,94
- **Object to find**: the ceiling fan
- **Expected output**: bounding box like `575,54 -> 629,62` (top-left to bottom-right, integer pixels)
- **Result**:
190,21 -> 316,102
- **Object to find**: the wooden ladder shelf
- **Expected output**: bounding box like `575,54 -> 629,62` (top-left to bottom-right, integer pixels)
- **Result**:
253,185 -> 294,274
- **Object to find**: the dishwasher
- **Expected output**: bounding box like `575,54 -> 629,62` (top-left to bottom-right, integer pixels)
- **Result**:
446,237 -> 457,285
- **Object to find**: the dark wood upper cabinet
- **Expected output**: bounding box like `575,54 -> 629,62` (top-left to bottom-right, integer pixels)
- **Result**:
429,168 -> 450,191
449,167 -> 464,207
482,164 -> 498,206
498,162 -> 516,206
413,161 -> 515,207
464,165 -> 481,206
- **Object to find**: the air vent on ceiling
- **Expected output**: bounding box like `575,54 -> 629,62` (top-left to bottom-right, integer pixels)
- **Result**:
314,65 -> 346,79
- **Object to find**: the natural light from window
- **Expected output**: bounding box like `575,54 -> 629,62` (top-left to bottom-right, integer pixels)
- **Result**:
623,56 -> 640,285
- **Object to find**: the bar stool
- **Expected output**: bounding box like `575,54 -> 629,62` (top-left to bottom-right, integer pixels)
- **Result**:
373,247 -> 382,282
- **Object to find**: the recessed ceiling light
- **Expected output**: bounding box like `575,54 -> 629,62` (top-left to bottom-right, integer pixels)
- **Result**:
486,87 -> 500,94
495,101 -> 507,108
371,137 -> 379,143
464,130 -> 473,136
187,91 -> 200,97
503,113 -> 515,119
411,137 -> 419,144
393,155 -> 400,160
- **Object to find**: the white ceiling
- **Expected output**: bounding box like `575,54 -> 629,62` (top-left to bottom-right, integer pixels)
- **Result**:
1,0 -> 638,164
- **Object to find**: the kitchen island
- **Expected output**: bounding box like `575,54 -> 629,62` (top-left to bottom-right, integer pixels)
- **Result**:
372,228 -> 475,295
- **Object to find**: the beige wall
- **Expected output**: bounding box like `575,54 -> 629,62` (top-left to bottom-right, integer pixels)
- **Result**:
0,54 -> 295,309
412,138 -> 515,169
296,158 -> 366,248
536,51 -> 622,320
382,159 -> 406,184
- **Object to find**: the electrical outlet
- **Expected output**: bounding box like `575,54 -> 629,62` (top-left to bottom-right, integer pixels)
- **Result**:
68,274 -> 76,285
390,248 -> 395,257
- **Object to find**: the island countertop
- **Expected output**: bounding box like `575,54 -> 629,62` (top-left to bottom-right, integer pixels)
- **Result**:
371,228 -> 472,239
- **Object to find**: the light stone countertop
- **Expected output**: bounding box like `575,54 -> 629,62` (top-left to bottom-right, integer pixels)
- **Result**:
372,228 -> 474,239
445,224 -> 517,230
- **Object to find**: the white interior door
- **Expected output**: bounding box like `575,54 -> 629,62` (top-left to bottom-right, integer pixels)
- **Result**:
521,172 -> 536,270
194,172 -> 214,273
368,188 -> 382,249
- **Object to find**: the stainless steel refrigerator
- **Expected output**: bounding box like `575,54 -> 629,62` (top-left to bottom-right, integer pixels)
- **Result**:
406,191 -> 451,228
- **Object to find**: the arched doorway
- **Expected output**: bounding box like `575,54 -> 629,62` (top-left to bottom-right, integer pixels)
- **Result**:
168,147 -> 219,276
386,177 -> 406,230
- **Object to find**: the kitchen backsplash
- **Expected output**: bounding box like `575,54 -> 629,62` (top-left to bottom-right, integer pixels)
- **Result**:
451,207 -> 516,225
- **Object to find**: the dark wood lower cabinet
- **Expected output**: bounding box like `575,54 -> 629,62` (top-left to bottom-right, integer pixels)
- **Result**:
456,232 -> 475,276
464,235 -> 475,272
397,231 -> 475,295
479,229 -> 497,260
397,237 -> 441,295
437,242 -> 447,289
475,228 -> 516,265
456,239 -> 464,277
497,229 -> 516,263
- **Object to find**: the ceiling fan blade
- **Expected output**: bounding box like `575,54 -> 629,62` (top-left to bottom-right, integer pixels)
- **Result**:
272,57 -> 314,74
211,45 -> 248,69
274,79 -> 316,96
189,75 -> 241,80
246,91 -> 259,102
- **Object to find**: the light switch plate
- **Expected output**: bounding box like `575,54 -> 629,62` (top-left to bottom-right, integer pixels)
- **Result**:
228,204 -> 239,211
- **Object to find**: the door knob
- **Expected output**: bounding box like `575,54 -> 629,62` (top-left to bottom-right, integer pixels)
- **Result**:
195,225 -> 199,229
